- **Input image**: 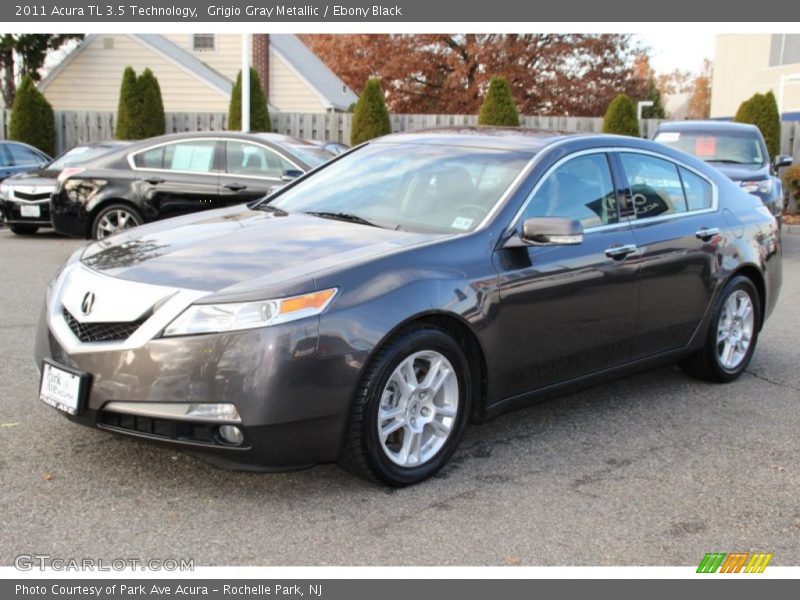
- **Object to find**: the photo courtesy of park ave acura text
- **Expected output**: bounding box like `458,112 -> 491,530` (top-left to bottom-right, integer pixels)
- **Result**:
0,13 -> 799,574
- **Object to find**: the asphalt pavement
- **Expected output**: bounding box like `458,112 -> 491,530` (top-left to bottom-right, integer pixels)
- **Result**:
1,228 -> 798,566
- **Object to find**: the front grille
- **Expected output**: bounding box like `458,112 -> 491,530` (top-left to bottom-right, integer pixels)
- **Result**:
14,191 -> 50,201
62,308 -> 147,343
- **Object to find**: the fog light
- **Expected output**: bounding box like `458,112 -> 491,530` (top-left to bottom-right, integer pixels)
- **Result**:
219,425 -> 244,445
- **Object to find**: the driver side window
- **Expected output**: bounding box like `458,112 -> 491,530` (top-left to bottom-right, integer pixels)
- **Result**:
524,153 -> 618,229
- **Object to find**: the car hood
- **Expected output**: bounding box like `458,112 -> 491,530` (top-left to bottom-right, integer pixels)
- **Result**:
80,205 -> 443,294
4,169 -> 59,186
706,162 -> 769,181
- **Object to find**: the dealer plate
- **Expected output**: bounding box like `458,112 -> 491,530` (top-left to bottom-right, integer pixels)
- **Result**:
39,360 -> 89,415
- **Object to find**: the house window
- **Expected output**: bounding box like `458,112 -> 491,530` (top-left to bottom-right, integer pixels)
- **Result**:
192,34 -> 216,52
769,34 -> 800,67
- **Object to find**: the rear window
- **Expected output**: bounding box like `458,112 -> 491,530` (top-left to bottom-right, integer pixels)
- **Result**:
654,130 -> 765,165
51,145 -> 119,169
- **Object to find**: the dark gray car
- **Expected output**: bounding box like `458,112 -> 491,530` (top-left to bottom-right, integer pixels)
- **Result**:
35,129 -> 782,486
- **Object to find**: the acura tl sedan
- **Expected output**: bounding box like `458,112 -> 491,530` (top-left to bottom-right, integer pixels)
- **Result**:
36,129 -> 781,486
0,141 -> 130,235
50,132 -> 334,240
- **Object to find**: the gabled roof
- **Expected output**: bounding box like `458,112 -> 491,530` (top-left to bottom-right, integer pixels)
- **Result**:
270,35 -> 357,111
39,34 -> 356,112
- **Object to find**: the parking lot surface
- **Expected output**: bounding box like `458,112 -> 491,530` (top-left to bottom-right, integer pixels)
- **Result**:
1,229 -> 798,566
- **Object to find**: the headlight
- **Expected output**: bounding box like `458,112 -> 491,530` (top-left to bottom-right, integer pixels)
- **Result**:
739,179 -> 773,194
162,288 -> 338,337
0,183 -> 10,199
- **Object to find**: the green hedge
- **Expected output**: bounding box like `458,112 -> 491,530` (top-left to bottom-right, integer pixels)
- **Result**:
9,75 -> 56,157
478,77 -> 520,127
734,91 -> 781,159
228,68 -> 271,132
350,79 -> 391,145
602,94 -> 640,137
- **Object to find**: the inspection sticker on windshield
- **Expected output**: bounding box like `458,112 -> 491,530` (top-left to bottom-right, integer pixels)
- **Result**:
451,217 -> 474,230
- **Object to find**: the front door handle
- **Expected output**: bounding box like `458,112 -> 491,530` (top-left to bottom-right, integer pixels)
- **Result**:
144,176 -> 165,185
604,243 -> 638,259
224,183 -> 247,192
695,227 -> 720,241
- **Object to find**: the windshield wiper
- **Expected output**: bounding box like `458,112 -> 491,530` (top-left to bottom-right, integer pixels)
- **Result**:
706,159 -> 755,165
303,211 -> 382,228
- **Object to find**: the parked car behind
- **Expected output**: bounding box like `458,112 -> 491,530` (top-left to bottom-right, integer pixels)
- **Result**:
51,132 -> 334,240
0,141 -> 50,182
654,121 -> 792,216
0,142 -> 130,235
36,129 -> 781,486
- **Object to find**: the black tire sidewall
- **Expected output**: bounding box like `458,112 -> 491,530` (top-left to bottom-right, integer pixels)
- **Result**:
709,277 -> 761,380
362,329 -> 471,486
92,204 -> 143,240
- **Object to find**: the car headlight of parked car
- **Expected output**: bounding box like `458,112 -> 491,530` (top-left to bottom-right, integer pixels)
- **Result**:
0,183 -> 11,199
739,179 -> 773,194
162,288 -> 338,337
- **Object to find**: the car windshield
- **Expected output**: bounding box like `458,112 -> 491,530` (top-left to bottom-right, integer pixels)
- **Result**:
49,145 -> 119,169
654,130 -> 765,165
267,142 -> 531,233
284,144 -> 335,167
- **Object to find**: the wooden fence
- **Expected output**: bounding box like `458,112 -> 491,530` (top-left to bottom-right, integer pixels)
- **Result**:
1,109 -> 799,159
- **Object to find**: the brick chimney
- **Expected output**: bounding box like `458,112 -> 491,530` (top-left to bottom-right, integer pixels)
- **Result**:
252,34 -> 270,103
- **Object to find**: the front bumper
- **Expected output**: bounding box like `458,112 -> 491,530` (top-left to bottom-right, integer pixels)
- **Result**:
1,197 -> 52,227
34,299 -> 357,471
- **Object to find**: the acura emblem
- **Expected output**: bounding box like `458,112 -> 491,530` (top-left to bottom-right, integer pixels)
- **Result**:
81,292 -> 95,315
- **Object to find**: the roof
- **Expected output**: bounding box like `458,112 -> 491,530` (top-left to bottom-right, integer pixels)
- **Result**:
375,127 -> 569,152
270,35 -> 357,111
39,34 -> 356,112
657,120 -> 760,133
38,34 -> 242,103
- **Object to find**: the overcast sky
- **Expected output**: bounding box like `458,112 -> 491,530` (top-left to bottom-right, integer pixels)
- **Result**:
637,33 -> 716,74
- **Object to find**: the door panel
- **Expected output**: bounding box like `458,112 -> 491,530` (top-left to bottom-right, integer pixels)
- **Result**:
132,140 -> 220,218
492,151 -> 640,398
614,152 -> 718,358
219,141 -> 295,206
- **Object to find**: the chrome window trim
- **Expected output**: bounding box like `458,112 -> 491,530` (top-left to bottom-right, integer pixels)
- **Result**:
126,137 -> 304,177
506,146 -> 720,237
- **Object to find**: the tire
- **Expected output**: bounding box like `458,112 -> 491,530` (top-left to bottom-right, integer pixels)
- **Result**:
10,224 -> 39,235
680,275 -> 761,382
91,203 -> 143,240
339,326 -> 472,486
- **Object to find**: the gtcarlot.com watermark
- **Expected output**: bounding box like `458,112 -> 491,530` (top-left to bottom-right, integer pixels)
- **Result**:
14,554 -> 194,571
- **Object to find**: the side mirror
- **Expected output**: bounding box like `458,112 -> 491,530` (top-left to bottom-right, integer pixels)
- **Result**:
774,155 -> 793,169
506,217 -> 584,247
281,169 -> 304,182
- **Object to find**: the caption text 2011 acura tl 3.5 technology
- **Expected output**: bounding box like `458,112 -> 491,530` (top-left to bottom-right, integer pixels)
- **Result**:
35,129 -> 782,486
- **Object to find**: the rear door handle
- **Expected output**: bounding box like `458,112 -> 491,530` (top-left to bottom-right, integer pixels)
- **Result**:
695,227 -> 720,241
144,177 -> 165,185
604,243 -> 638,259
224,183 -> 247,191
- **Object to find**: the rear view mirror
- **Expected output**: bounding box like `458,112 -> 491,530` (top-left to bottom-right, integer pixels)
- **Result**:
281,169 -> 304,182
506,217 -> 584,247
774,155 -> 793,169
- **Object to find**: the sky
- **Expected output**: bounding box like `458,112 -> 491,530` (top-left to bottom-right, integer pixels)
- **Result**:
637,33 -> 716,75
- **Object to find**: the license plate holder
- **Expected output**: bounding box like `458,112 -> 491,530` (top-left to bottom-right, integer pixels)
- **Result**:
39,359 -> 91,416
20,204 -> 41,218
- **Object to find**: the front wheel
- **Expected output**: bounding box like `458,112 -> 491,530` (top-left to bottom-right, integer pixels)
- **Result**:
680,275 -> 761,382
92,203 -> 143,240
10,224 -> 39,235
339,327 -> 471,486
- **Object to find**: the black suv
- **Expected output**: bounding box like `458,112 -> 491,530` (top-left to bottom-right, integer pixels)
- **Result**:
654,121 -> 792,216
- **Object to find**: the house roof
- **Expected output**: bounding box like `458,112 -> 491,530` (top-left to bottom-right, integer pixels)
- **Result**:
39,34 -> 356,112
269,35 -> 357,111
